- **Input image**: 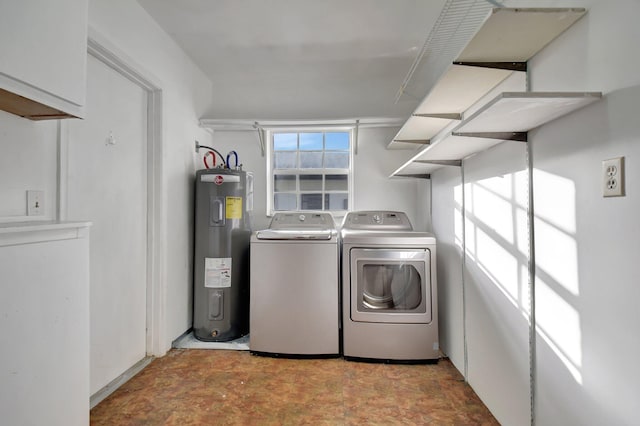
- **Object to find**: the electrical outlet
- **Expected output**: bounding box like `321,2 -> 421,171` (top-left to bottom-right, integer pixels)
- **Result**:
27,190 -> 44,216
602,157 -> 625,197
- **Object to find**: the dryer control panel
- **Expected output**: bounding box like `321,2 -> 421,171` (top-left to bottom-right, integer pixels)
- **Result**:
341,211 -> 413,231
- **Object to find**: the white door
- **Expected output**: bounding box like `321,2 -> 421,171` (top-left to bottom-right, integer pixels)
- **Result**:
67,54 -> 148,395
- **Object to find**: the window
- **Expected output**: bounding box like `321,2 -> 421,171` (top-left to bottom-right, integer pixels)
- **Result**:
267,129 -> 352,214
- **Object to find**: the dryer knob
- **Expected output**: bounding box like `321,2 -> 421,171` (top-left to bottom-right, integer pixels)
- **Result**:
299,214 -> 306,222
373,214 -> 382,224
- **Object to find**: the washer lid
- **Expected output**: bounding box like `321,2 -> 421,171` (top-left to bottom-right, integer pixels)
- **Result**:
256,211 -> 337,240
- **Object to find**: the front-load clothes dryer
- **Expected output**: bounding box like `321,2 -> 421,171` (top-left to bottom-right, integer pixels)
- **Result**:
250,212 -> 340,357
341,211 -> 439,362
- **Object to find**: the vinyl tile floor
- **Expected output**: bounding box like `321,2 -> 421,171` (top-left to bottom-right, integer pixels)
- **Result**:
91,349 -> 498,425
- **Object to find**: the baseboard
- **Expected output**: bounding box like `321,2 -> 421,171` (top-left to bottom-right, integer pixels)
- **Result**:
90,356 -> 154,409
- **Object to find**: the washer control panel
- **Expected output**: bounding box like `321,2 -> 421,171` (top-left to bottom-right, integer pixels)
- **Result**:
341,211 -> 413,231
269,212 -> 335,229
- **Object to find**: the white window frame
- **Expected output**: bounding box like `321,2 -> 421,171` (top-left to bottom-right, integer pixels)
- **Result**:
265,127 -> 355,217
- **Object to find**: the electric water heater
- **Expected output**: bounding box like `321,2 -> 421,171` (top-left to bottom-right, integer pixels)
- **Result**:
193,168 -> 252,341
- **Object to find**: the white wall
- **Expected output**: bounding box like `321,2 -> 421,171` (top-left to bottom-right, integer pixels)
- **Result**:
204,127 -> 427,230
463,143 -> 531,426
87,0 -> 213,353
431,68 -> 530,425
432,142 -> 531,426
431,167 -> 464,372
0,111 -> 58,221
529,1 -> 640,424
354,127 -> 430,231
199,131 -> 270,230
432,2 -> 640,425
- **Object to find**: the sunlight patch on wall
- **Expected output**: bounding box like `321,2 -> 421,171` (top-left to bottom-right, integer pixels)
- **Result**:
533,168 -> 582,384
533,169 -> 576,234
454,184 -> 463,249
472,181 -> 515,244
514,170 -> 530,256
474,227 -> 520,308
479,172 -> 513,199
462,172 -> 530,314
455,205 -> 463,249
535,216 -> 579,296
536,278 -> 583,384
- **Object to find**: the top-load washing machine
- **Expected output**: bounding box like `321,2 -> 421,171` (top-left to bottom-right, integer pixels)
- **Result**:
341,211 -> 439,362
250,212 -> 340,357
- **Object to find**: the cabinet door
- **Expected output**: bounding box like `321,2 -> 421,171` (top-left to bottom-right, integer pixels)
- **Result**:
0,0 -> 87,117
0,232 -> 90,426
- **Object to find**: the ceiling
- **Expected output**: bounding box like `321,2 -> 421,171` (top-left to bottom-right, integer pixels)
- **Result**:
136,0 -> 449,120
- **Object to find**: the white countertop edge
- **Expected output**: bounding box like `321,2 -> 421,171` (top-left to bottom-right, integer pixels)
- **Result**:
0,221 -> 92,247
0,220 -> 92,233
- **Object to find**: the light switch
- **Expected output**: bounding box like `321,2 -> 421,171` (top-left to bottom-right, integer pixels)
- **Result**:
27,190 -> 44,216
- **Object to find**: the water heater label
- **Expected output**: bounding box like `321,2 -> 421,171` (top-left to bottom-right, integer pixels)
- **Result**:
204,257 -> 232,288
225,197 -> 242,219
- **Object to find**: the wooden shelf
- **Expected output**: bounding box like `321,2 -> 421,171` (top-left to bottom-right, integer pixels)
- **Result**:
389,7 -> 598,177
388,65 -> 513,150
457,8 -> 586,62
388,8 -> 587,151
454,92 -> 602,134
392,92 -> 602,176
0,88 -> 77,120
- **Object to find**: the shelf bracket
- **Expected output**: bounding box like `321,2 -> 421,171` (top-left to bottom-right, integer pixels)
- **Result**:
253,121 -> 265,156
452,131 -> 528,142
412,113 -> 462,120
392,139 -> 431,145
394,173 -> 431,179
453,61 -> 527,72
415,160 -> 462,167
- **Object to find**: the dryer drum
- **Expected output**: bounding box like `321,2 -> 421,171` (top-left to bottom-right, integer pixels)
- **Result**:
362,264 -> 422,310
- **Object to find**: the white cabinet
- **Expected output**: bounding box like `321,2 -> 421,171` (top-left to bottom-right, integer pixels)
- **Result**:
0,0 -> 88,119
0,221 -> 90,426
389,8 -> 602,178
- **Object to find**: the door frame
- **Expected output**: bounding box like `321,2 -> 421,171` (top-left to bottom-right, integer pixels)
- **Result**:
57,27 -> 167,357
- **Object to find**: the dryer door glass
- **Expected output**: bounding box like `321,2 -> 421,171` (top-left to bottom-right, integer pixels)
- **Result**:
350,248 -> 432,324
361,263 -> 422,310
